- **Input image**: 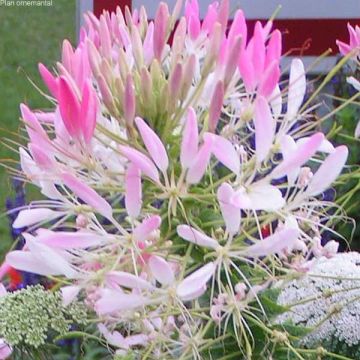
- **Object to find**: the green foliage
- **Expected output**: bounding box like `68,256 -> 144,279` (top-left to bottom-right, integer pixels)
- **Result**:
0,0 -> 75,252
325,66 -> 360,249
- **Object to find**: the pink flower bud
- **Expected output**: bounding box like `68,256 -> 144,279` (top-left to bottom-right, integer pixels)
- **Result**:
153,2 -> 169,60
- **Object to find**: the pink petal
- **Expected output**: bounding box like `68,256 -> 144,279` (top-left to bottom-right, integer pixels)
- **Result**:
26,237 -> 78,278
224,35 -> 242,85
247,183 -> 285,211
99,15 -> 112,59
19,147 -> 38,182
202,3 -> 218,35
172,17 -> 186,56
119,145 -> 160,183
148,255 -> 175,285
185,0 -> 199,21
38,63 -> 58,97
61,39 -> 74,73
217,183 -> 241,235
279,135 -> 299,185
348,23 -> 359,48
280,135 -> 297,158
34,230 -> 104,249
98,74 -> 115,113
355,120 -> 360,138
169,62 -> 183,100
0,339 -> 12,359
271,132 -> 324,179
205,23 -> 222,68
181,107 -> 199,169
186,136 -> 213,184
54,106 -> 71,141
106,271 -> 154,290
124,75 -> 136,126
287,59 -> 306,118
6,251 -> 60,276
61,285 -> 81,306
124,334 -> 149,348
130,26 -> 145,69
20,103 -> 49,145
251,22 -> 266,81
95,289 -> 148,315
133,215 -> 161,242
153,2 -> 169,60
143,22 -> 154,65
306,145 -> 348,196
135,117 -> 168,172
238,49 -> 255,92
296,137 -> 335,154
13,208 -> 62,229
98,324 -> 148,350
0,284 -> 7,297
258,60 -> 280,98
80,80 -> 98,143
205,133 -> 240,174
125,164 -> 142,218
177,225 -> 219,249
34,111 -> 56,123
86,38 -> 101,76
177,262 -> 215,301
245,228 -> 299,257
7,237 -> 77,279
98,323 -> 127,349
182,53 -> 196,97
254,96 -> 275,163
270,85 -> 282,117
265,30 -> 282,66
232,183 -> 285,211
208,81 -> 224,133
61,172 -> 113,219
228,9 -> 247,48
58,76 -> 81,138
188,14 -> 201,40
28,143 -> 54,170
216,0 -> 229,31
336,40 -> 351,55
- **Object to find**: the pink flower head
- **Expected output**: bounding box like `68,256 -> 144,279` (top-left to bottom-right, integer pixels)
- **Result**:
336,23 -> 360,56
58,77 -> 98,144
238,21 -> 281,97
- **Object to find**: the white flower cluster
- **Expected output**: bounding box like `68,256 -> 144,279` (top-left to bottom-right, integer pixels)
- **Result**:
276,252 -> 360,349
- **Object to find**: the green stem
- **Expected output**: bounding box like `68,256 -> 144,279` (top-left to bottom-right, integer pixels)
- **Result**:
300,51 -> 354,112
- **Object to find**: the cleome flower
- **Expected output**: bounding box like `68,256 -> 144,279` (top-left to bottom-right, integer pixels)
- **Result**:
337,23 -> 360,138
0,0 -> 353,358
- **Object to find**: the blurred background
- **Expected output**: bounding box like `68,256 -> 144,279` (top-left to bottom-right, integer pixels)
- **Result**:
0,0 -> 75,254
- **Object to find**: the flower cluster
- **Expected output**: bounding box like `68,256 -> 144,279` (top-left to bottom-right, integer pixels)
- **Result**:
337,23 -> 360,137
0,0 -> 353,358
276,252 -> 360,358
0,285 -> 87,349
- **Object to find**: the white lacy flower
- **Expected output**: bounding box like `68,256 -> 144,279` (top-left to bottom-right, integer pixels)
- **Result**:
276,252 -> 360,348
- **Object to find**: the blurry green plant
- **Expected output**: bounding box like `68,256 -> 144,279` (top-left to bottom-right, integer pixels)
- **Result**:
0,0 -> 75,252
324,63 -> 360,249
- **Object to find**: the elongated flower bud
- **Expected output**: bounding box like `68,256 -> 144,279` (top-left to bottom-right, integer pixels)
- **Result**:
153,2 -> 169,60
208,80 -> 224,133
